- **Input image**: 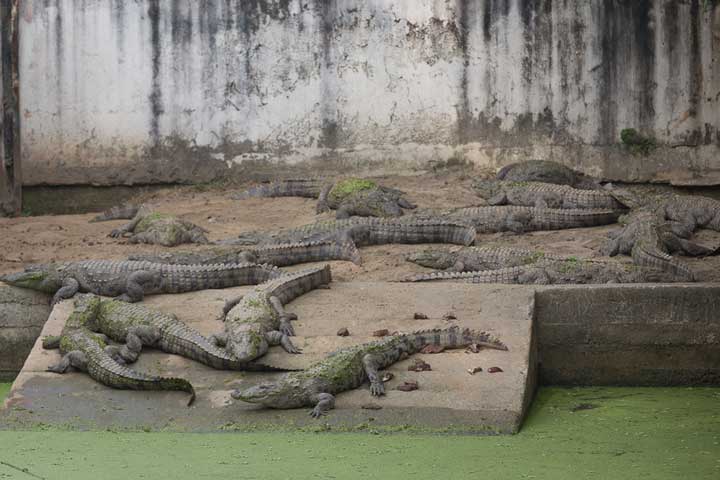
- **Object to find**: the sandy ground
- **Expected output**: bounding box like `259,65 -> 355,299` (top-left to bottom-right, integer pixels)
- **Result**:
2,170 -> 720,282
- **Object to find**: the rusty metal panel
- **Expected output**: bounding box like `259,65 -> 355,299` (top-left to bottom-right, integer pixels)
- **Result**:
0,0 -> 20,216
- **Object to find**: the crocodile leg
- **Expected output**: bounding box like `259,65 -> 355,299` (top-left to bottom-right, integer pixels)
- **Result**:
363,353 -> 385,396
116,271 -> 158,302
52,277 -> 80,305
42,335 -> 62,349
309,393 -> 336,418
110,212 -> 143,238
265,330 -> 302,354
223,295 -> 245,317
47,350 -> 87,373
209,332 -> 228,347
112,325 -> 161,364
269,296 -> 298,336
316,183 -> 334,213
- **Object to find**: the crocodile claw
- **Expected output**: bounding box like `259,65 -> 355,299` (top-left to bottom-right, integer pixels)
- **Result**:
310,407 -> 327,418
370,382 -> 385,396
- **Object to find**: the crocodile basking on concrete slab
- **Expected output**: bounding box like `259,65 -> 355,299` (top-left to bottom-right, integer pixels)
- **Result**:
496,160 -> 601,189
232,326 -> 507,417
43,293 -> 295,373
223,218 -> 477,256
233,178 -> 417,219
424,206 -> 623,233
42,296 -> 196,405
1,260 -> 280,304
90,203 -> 209,247
214,264 -> 332,363
128,239 -> 362,266
403,258 -> 684,284
472,180 -> 627,210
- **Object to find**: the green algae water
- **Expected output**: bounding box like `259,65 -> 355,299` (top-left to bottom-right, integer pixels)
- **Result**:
0,384 -> 718,479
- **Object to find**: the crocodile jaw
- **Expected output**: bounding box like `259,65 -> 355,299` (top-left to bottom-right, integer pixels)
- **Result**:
0,268 -> 62,293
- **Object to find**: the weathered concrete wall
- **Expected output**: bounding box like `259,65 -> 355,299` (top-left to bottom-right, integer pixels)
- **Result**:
0,0 -> 21,215
535,284 -> 720,386
19,1 -> 720,186
0,284 -> 50,381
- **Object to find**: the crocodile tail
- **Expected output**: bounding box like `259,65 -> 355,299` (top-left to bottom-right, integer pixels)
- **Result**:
402,267 -> 526,284
156,377 -> 196,406
252,239 -> 361,266
406,326 -> 508,352
89,203 -> 141,223
631,242 -> 695,282
232,180 -> 322,200
264,264 -> 332,304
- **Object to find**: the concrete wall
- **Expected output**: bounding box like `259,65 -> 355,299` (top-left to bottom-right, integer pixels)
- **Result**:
0,285 -> 50,381
19,1 -> 720,186
535,284 -> 720,386
1,0 -> 21,214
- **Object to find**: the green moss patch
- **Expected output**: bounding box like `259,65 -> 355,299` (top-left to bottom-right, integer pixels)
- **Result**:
328,178 -> 377,204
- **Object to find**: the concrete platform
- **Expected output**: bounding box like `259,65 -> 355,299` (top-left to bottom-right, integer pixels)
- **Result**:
0,283 -> 536,434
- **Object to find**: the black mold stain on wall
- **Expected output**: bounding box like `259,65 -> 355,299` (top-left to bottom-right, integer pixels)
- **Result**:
148,0 -> 163,146
318,0 -> 341,150
597,0 -> 655,145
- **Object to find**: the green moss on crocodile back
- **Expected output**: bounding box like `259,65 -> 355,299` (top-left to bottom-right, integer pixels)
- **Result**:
328,178 -> 378,204
135,212 -> 173,232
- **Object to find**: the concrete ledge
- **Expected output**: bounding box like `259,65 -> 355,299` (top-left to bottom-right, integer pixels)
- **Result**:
1,283 -> 536,434
0,284 -> 51,381
535,284 -> 720,386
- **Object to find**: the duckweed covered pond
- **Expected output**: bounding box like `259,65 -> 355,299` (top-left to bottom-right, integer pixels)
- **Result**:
0,385 -> 718,479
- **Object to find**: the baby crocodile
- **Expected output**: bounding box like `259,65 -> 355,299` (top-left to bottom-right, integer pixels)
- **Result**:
43,297 -> 196,405
232,327 -> 507,417
215,264 -> 332,363
233,178 -> 416,218
472,180 -> 627,210
91,203 -> 209,247
45,293 -> 293,372
1,260 -> 280,304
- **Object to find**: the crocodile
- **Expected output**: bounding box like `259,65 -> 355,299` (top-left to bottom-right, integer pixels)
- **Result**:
660,195 -> 720,238
472,180 -> 627,210
602,210 -> 702,281
42,296 -> 196,405
128,239 -> 362,266
233,178 -> 417,219
91,203 -> 208,247
224,217 -> 477,254
407,246 -> 596,272
496,160 -> 601,189
403,259 -> 684,284
422,206 -> 623,233
214,264 -> 332,363
231,327 -> 508,417
0,260 -> 280,305
43,293 -> 295,373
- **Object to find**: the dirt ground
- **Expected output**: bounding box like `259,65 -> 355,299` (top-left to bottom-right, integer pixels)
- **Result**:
2,170 -> 720,282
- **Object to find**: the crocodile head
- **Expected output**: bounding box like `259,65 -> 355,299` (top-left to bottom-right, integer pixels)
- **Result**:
0,264 -> 64,293
405,249 -> 455,270
226,331 -> 269,364
231,376 -> 308,409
